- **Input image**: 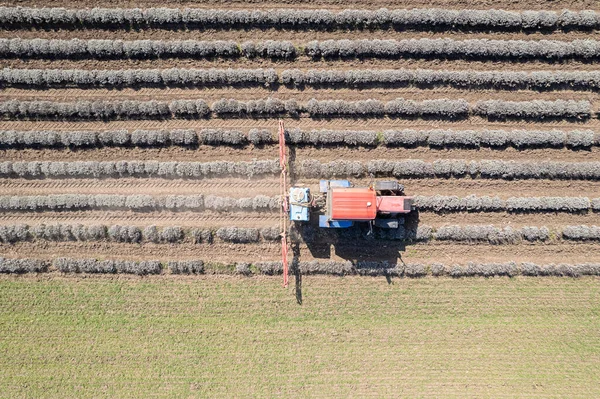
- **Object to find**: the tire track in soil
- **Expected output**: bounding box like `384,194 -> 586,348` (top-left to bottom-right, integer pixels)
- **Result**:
0,178 -> 280,196
2,28 -> 598,42
0,211 -> 279,227
2,177 -> 600,200
2,87 -> 598,103
0,208 -> 597,227
417,211 -> 600,228
0,146 -> 279,162
1,2 -> 599,267
0,117 -> 598,131
4,57 -> 600,72
2,241 -> 600,265
295,178 -> 600,200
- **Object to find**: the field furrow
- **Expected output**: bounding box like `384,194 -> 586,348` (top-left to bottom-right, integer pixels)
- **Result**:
1,5 -> 599,268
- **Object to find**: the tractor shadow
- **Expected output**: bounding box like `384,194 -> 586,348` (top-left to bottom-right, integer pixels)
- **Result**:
286,145 -> 421,302
289,206 -> 421,298
293,209 -> 420,263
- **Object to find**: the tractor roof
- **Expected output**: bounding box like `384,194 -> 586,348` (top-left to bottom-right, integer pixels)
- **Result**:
330,187 -> 377,221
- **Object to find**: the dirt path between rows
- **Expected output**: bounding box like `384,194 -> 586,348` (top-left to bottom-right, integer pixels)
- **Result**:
2,240 -> 599,265
2,145 -> 598,163
2,87 -> 597,103
3,28 -> 599,42
4,57 -> 600,72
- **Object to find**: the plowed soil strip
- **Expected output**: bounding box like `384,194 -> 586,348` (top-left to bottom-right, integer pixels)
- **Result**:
0,146 -> 280,162
0,116 -> 598,131
1,178 -> 600,200
0,211 -> 279,227
4,29 -> 599,42
2,240 -> 599,265
0,209 -> 597,229
1,87 -> 598,103
418,211 -> 600,228
0,178 -> 280,196
0,241 -> 278,263
318,178 -> 600,199
4,57 -> 600,72
294,146 -> 600,163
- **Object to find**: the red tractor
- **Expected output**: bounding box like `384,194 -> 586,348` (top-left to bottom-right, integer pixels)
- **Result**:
277,121 -> 413,287
289,180 -> 413,229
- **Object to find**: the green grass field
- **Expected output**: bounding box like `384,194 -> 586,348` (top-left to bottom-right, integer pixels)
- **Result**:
0,275 -> 599,398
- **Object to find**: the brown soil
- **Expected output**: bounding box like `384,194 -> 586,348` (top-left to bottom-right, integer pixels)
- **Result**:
4,57 -> 600,72
2,240 -> 599,265
2,144 -> 598,163
2,86 -> 597,103
2,28 -> 600,42
0,210 -> 280,227
1,3 -> 600,266
0,117 -> 597,132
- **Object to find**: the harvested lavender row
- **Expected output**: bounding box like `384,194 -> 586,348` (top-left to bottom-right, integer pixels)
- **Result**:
0,8 -> 598,31
433,225 -> 550,243
1,128 -> 595,149
0,258 -> 48,273
300,159 -> 600,180
0,194 -> 279,212
381,129 -> 597,148
0,160 -> 279,178
282,69 -> 600,91
2,159 -> 600,181
0,98 -> 292,119
562,225 -> 600,241
0,128 -> 275,148
0,223 -> 280,244
0,68 -> 278,88
474,100 -> 591,120
3,38 -> 600,62
0,98 -> 466,119
3,257 -> 598,277
256,261 -> 600,277
0,223 -> 552,244
0,39 -> 295,60
304,39 -> 600,61
305,98 -> 469,118
54,258 -> 163,275
0,98 -> 589,120
414,195 -> 596,213
0,194 -> 596,214
5,68 -> 600,92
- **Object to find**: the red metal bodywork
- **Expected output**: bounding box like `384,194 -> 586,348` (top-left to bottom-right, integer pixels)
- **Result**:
329,188 -> 413,220
330,188 -> 377,220
376,196 -> 413,214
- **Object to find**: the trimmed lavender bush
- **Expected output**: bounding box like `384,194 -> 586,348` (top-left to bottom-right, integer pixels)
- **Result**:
283,68 -> 600,91
216,227 -> 260,243
0,160 -> 280,179
0,257 -> 47,273
562,225 -> 600,241
235,262 -> 252,275
305,38 -> 600,61
191,228 -> 213,244
107,225 -> 142,243
248,129 -> 274,145
168,260 -> 204,274
474,100 -> 591,120
160,226 -> 184,243
1,8 -> 599,32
